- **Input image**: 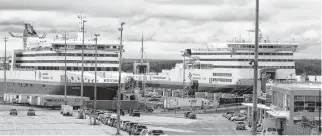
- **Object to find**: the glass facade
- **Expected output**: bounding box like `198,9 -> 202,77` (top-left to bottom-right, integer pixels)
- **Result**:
294,95 -> 321,112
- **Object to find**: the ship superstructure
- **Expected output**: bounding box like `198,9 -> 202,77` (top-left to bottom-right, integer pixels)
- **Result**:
0,22 -> 128,100
132,29 -> 299,94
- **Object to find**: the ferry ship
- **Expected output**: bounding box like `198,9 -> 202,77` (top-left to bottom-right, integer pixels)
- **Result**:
132,30 -> 299,94
0,22 -> 128,100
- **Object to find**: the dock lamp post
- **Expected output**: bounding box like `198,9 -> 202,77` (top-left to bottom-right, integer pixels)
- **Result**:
93,33 -> 100,125
181,51 -> 186,98
116,22 -> 125,135
78,15 -> 86,119
252,0 -> 260,135
3,37 -> 8,98
63,34 -> 68,105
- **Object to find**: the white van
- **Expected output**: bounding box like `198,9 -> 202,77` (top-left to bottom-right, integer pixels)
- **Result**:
62,105 -> 73,116
261,128 -> 278,135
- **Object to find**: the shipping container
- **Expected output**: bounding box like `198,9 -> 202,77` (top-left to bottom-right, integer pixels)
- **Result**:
17,94 -> 29,104
163,97 -> 210,109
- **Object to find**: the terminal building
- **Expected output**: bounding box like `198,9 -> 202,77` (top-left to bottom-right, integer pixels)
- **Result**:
242,83 -> 321,135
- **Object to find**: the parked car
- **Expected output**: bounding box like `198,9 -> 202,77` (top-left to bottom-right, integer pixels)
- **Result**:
223,112 -> 235,118
261,128 -> 278,135
148,130 -> 165,135
184,111 -> 192,118
121,121 -> 130,130
230,114 -> 244,121
27,108 -> 35,116
131,124 -> 140,134
113,120 -> 120,128
236,121 -> 245,130
126,122 -> 138,132
10,109 -> 17,116
102,116 -> 110,125
188,113 -> 196,119
132,110 -> 140,117
140,129 -> 149,136
228,113 -> 238,120
133,125 -> 148,135
107,118 -> 116,126
232,115 -> 246,122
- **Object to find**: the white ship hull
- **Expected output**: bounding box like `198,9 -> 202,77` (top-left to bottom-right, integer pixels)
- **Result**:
0,70 -> 128,100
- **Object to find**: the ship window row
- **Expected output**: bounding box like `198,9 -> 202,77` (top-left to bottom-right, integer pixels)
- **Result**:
15,60 -> 119,64
192,52 -> 293,56
211,78 -> 232,82
15,65 -> 119,71
213,73 -> 232,77
52,44 -> 118,50
16,53 -> 118,57
228,45 -> 294,49
199,59 -> 294,62
200,64 -> 295,69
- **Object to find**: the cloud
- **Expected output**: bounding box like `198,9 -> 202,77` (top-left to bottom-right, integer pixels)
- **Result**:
146,0 -> 251,6
0,0 -> 320,59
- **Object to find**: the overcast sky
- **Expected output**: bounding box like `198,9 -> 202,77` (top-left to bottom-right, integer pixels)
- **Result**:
0,0 -> 321,59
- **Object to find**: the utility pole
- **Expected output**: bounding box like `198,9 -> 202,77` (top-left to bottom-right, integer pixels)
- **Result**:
252,0 -> 259,135
182,53 -> 186,98
141,32 -> 147,112
141,32 -> 146,95
4,37 -> 8,96
116,22 -> 125,135
93,33 -> 100,125
64,34 -> 67,104
319,90 -> 321,134
78,16 -> 86,115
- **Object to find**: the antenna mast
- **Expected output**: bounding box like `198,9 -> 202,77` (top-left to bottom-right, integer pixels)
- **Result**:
141,32 -> 144,64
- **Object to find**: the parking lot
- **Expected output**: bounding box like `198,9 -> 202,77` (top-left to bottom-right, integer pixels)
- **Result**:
120,113 -> 252,135
0,103 -> 128,135
0,102 -> 251,135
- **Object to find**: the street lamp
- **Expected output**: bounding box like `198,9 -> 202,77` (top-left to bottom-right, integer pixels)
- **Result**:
78,15 -> 86,119
181,51 -> 186,98
3,37 -> 8,97
116,22 -> 125,135
252,0 -> 260,135
63,34 -> 68,104
93,33 -> 100,125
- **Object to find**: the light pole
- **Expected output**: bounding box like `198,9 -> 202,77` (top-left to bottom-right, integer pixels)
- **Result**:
181,51 -> 186,98
64,34 -> 67,104
116,22 -> 125,135
4,37 -> 8,97
93,33 -> 100,125
252,0 -> 259,135
78,15 -> 86,116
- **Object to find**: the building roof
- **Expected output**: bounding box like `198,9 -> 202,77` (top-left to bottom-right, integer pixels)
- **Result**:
266,111 -> 289,119
241,103 -> 271,110
272,83 -> 321,90
269,83 -> 321,95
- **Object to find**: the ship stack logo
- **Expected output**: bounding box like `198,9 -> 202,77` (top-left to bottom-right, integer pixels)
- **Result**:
188,72 -> 192,80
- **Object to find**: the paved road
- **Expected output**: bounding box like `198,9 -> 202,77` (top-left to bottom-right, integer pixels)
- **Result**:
1,102 -> 251,135
121,113 -> 251,135
150,114 -> 251,135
